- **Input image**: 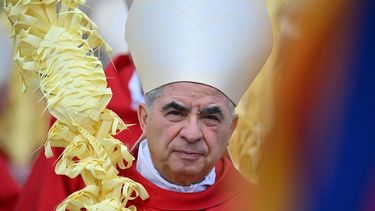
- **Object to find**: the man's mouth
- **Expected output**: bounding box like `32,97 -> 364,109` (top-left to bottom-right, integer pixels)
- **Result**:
173,150 -> 203,161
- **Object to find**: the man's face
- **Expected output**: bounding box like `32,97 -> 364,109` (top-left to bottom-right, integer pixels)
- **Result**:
138,82 -> 238,186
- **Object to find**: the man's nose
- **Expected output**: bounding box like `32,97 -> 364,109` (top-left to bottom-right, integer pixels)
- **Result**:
180,117 -> 203,143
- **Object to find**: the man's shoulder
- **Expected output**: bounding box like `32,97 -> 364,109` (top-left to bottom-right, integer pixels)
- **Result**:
120,157 -> 259,210
209,158 -> 259,210
214,157 -> 259,198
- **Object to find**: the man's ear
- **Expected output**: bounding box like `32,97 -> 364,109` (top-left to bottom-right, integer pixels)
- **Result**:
137,103 -> 148,132
230,114 -> 239,134
224,115 -> 239,160
226,115 -> 239,147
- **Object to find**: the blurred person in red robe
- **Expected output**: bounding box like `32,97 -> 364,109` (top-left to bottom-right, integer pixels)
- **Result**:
0,98 -> 21,211
0,13 -> 21,210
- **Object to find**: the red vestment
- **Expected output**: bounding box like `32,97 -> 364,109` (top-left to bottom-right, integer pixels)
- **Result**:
123,151 -> 258,211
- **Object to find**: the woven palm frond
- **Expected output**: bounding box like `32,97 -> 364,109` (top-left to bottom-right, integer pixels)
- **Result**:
4,0 -> 148,210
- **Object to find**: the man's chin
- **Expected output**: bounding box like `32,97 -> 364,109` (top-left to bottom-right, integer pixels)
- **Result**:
169,167 -> 208,184
170,173 -> 206,186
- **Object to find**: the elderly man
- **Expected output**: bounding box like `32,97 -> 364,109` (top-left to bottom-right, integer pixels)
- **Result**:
120,0 -> 273,209
122,83 -> 254,210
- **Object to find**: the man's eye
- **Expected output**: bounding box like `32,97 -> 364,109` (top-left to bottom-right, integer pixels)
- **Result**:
203,115 -> 220,122
165,110 -> 184,122
167,110 -> 182,116
201,115 -> 221,127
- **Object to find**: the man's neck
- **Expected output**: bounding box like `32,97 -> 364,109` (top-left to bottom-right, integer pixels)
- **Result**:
136,140 -> 216,193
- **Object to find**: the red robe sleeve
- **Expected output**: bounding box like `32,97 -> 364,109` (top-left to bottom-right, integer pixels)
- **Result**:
15,54 -> 143,211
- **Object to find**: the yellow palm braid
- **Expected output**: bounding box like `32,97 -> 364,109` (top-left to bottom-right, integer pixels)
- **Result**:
4,0 -> 148,210
228,0 -> 286,184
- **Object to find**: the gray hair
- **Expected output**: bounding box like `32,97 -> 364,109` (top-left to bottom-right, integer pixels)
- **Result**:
144,86 -> 236,118
227,99 -> 236,118
144,87 -> 163,111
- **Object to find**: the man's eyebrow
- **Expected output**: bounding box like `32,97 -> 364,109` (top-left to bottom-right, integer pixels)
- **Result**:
200,106 -> 224,119
161,101 -> 189,113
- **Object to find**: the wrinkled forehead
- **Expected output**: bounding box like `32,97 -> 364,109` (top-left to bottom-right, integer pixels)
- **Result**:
157,82 -> 232,107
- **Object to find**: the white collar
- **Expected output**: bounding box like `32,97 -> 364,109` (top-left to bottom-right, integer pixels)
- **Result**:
136,139 -> 216,193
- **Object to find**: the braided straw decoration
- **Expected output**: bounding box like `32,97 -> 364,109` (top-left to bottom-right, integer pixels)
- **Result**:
4,0 -> 148,210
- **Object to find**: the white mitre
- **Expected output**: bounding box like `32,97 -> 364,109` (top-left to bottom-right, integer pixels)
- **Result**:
126,0 -> 273,104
